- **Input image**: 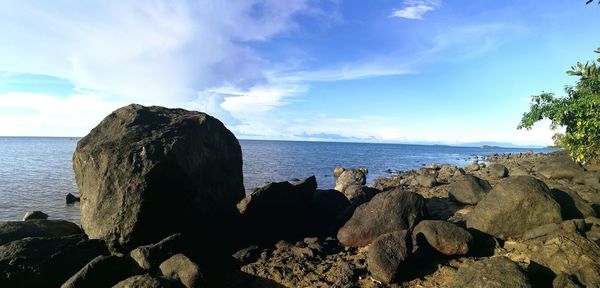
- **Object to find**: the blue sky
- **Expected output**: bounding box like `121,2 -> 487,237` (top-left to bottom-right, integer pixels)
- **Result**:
0,0 -> 598,146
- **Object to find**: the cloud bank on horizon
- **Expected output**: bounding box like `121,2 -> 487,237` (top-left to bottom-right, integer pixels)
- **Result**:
0,0 -> 598,146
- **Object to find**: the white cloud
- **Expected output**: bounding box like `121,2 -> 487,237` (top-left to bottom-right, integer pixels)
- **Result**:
0,92 -> 121,136
391,0 -> 441,20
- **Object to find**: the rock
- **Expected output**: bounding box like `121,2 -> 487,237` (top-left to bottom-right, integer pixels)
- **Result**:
367,230 -> 411,284
467,176 -> 562,240
333,166 -> 345,178
232,245 -> 260,266
0,220 -> 82,245
334,169 -> 366,193
573,172 -> 600,190
342,185 -> 377,205
159,254 -> 203,288
23,211 -> 48,221
306,189 -> 352,237
65,193 -> 80,204
549,188 -> 596,220
487,163 -> 508,178
129,234 -> 185,270
415,175 -> 437,188
73,104 -> 245,251
113,274 -> 184,288
537,154 -> 584,180
412,220 -> 472,256
524,229 -> 600,287
467,162 -> 480,172
553,273 -> 583,288
0,234 -> 108,288
448,175 -> 492,205
61,255 -> 142,288
237,176 -> 317,244
337,188 -> 426,247
450,257 -> 532,288
510,165 -> 530,176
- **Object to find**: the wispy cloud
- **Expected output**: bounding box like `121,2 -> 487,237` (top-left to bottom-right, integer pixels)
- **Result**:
391,0 -> 441,20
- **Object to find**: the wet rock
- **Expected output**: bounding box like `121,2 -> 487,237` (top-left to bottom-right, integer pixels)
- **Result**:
412,220 -> 472,256
487,163 -> 508,178
159,254 -> 203,288
415,175 -> 437,188
129,234 -> 185,270
61,255 -> 141,288
113,274 -> 185,288
65,193 -> 80,204
367,230 -> 411,284
334,169 -> 366,193
467,176 -> 562,240
450,257 -> 532,288
0,234 -> 108,288
22,211 -> 48,221
0,220 -> 82,245
73,104 -> 244,251
337,188 -> 426,247
448,175 -> 492,205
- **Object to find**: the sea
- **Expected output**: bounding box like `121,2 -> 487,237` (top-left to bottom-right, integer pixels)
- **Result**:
0,137 -> 555,223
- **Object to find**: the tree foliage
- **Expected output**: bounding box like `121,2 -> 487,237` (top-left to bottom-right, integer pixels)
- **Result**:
518,48 -> 600,164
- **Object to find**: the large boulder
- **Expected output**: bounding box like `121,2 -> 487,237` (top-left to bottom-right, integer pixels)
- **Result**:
412,220 -> 472,256
335,169 -> 366,193
467,176 -> 562,240
487,163 -> 508,178
549,188 -> 596,220
0,235 -> 108,288
367,230 -> 411,284
337,188 -> 426,247
448,175 -> 492,205
450,257 -> 531,288
113,274 -> 184,288
23,211 -> 48,221
342,185 -> 377,205
73,104 -> 244,251
237,176 -> 317,244
537,153 -> 584,180
0,220 -> 82,246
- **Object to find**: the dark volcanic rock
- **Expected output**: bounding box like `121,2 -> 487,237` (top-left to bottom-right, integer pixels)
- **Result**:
467,176 -> 562,240
335,169 -> 366,193
537,153 -> 584,180
0,234 -> 108,288
237,176 -> 317,244
129,233 -> 185,270
553,273 -> 583,288
0,220 -> 82,245
73,104 -> 244,251
113,274 -> 185,288
337,188 -> 426,247
307,189 -> 352,236
448,174 -> 492,205
22,211 -> 48,221
415,175 -> 437,188
159,254 -> 203,288
367,230 -> 411,284
412,220 -> 472,256
450,257 -> 532,288
549,188 -> 596,220
61,255 -> 141,288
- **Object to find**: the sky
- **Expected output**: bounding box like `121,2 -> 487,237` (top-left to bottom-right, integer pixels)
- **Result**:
0,0 -> 598,146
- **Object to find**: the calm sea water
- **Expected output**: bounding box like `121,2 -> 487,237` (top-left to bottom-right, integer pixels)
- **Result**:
0,137 -> 553,223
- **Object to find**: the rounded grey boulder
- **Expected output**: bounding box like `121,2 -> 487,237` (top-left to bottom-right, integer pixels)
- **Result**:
73,104 -> 245,251
467,176 -> 562,240
448,175 -> 491,205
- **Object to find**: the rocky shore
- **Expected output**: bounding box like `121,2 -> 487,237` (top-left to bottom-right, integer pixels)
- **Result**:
1,104 -> 600,287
